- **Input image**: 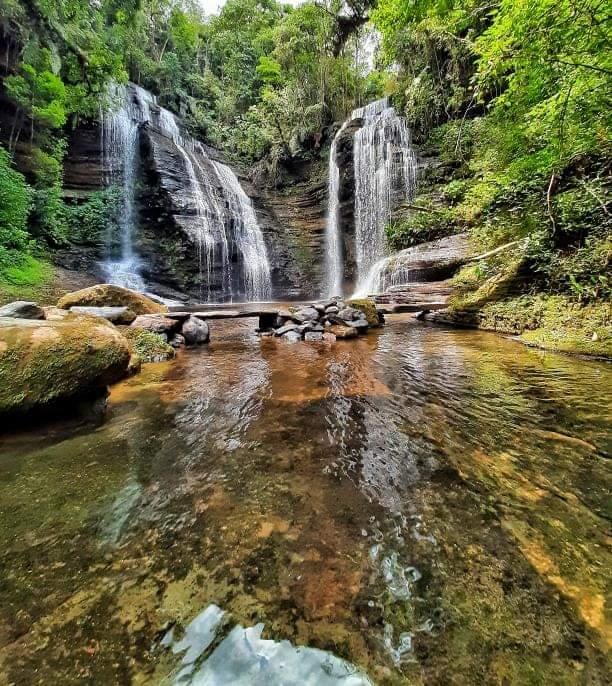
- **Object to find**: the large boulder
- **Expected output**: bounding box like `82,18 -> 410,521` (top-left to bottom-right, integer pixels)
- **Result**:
0,301 -> 44,319
57,284 -> 167,315
130,314 -> 179,336
181,316 -> 210,345
0,316 -> 131,417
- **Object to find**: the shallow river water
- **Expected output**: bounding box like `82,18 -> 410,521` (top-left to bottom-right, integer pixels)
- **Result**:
0,317 -> 610,685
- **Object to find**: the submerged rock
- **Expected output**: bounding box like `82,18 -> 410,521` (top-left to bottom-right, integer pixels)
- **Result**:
58,284 -> 167,315
0,301 -> 44,319
328,324 -> 359,339
283,330 -> 302,343
304,331 -> 324,342
181,316 -> 210,345
0,316 -> 131,418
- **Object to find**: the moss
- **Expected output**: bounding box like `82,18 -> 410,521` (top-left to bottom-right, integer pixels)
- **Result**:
57,284 -> 167,315
0,256 -> 54,304
347,298 -> 380,327
121,327 -> 175,363
445,295 -> 611,358
0,317 -> 131,416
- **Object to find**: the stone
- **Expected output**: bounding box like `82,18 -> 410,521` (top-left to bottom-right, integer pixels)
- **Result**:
169,333 -> 186,348
294,307 -> 319,322
283,330 -> 302,343
347,298 -> 380,327
313,304 -> 326,314
415,310 -> 428,321
162,311 -> 194,322
304,331 -> 324,342
347,319 -> 369,333
127,353 -> 142,376
274,323 -> 298,336
181,316 -> 210,345
338,307 -> 361,322
0,301 -> 44,319
0,315 -> 131,417
328,324 -> 358,339
69,306 -> 136,324
121,328 -> 176,363
130,314 -> 180,335
325,305 -> 339,315
58,284 -> 167,315
322,332 -> 337,343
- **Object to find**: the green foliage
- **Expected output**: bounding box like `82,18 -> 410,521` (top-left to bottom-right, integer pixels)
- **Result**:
0,146 -> 32,270
386,206 -> 458,249
65,189 -> 122,245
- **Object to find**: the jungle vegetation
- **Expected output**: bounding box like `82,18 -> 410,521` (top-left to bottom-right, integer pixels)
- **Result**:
0,0 -> 609,303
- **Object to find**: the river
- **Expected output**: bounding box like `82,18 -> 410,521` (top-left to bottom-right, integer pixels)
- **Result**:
0,317 -> 610,684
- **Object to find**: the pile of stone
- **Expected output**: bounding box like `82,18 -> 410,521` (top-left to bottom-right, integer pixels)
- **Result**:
259,297 -> 382,343
128,312 -> 209,347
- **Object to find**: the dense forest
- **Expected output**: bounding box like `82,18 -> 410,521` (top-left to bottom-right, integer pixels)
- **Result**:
0,0 -> 610,309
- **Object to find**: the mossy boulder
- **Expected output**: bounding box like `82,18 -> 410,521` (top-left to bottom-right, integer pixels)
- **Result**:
0,315 -> 132,418
120,327 -> 176,363
57,284 -> 167,316
347,298 -> 380,327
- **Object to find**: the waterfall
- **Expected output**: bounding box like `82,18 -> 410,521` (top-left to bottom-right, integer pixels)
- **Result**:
324,121 -> 348,298
324,98 -> 417,298
100,84 -> 146,291
100,83 -> 271,301
211,160 -> 272,301
352,98 -> 417,296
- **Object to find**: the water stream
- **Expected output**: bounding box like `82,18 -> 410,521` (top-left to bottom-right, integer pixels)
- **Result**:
352,99 -> 417,296
100,84 -> 271,301
324,99 -> 418,298
1,319 -> 610,684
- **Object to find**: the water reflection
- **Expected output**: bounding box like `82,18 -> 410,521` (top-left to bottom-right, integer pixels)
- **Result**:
0,318 -> 610,684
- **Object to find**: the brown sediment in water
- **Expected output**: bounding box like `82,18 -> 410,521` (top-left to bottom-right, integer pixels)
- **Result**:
0,318 -> 610,684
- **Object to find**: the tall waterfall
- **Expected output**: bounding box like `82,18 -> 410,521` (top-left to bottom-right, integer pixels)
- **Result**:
324,121 -> 348,298
100,84 -> 271,301
324,98 -> 417,297
352,98 -> 417,296
100,84 -> 146,291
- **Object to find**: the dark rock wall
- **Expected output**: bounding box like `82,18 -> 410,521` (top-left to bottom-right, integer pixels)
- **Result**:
60,114 -> 329,301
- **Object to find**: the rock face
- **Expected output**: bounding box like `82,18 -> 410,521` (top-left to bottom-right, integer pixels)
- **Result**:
58,284 -> 167,315
0,301 -> 45,319
69,306 -> 136,324
0,315 -> 131,418
333,120 -> 361,290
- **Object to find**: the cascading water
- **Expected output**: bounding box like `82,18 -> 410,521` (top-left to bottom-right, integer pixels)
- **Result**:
352,98 -> 417,296
211,161 -> 271,301
100,83 -> 271,301
100,84 -> 146,291
324,121 -> 348,298
324,98 -> 417,298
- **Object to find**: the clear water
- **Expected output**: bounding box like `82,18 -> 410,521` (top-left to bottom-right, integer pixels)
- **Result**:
0,319 -> 610,684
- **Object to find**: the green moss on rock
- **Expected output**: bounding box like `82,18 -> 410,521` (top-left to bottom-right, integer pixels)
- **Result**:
57,284 -> 167,315
0,316 -> 132,417
121,327 -> 175,363
347,298 -> 380,327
